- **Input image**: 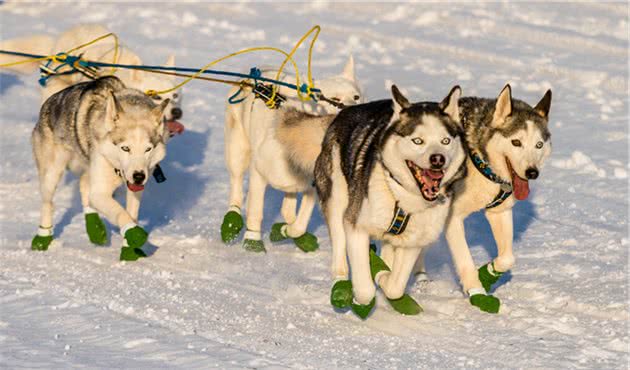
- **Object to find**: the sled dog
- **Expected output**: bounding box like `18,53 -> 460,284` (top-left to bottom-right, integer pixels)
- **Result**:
314,85 -> 466,318
429,84 -> 552,313
221,56 -> 363,252
31,76 -> 170,261
0,24 -> 184,127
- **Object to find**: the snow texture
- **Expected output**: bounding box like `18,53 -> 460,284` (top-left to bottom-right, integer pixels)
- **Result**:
0,2 -> 628,369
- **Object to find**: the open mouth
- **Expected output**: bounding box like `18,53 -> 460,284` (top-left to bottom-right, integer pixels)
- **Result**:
506,158 -> 530,200
164,118 -> 185,137
406,160 -> 444,201
127,182 -> 145,192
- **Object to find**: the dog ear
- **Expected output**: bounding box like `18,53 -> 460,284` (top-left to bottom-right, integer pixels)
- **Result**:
534,89 -> 552,118
439,85 -> 462,123
492,84 -> 512,127
342,54 -> 355,80
152,98 -> 171,124
390,84 -> 410,122
104,90 -> 123,131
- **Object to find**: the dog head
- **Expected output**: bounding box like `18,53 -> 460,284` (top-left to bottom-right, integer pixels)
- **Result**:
314,55 -> 364,113
485,84 -> 552,200
381,85 -> 465,202
100,90 -> 170,192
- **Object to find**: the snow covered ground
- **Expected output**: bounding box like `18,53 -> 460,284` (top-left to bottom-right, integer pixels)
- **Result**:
0,1 -> 628,368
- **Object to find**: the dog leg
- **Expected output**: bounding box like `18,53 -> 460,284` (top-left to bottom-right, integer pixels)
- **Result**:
221,107 -> 249,243
412,248 -> 430,282
280,192 -> 297,224
345,224 -> 375,318
271,188 -> 318,252
242,168 -> 266,253
375,246 -> 423,315
480,209 -> 514,292
80,173 -> 107,245
446,216 -> 500,313
31,142 -> 70,251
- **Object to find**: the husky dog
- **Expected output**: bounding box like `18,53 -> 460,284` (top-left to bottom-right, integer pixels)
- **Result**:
314,85 -> 466,318
31,76 -> 170,261
221,56 -> 362,252
1,24 -> 184,130
426,84 -> 552,313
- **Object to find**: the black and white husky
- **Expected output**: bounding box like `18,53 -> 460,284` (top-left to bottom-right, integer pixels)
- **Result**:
430,85 -> 552,313
314,85 -> 466,318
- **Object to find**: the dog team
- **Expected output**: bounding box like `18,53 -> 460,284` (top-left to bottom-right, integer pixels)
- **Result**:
1,24 -> 552,318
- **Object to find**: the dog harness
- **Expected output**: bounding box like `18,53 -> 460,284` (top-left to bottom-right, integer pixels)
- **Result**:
386,202 -> 411,235
469,152 -> 512,209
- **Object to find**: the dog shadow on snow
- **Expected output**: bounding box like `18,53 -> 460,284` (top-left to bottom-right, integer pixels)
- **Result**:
55,129 -> 210,253
419,198 -> 538,291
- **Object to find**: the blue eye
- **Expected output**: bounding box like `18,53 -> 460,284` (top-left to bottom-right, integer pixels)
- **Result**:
412,138 -> 424,145
441,138 -> 451,145
121,146 -> 130,152
536,141 -> 543,149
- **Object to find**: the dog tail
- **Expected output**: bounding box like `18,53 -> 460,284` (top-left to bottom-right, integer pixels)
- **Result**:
276,109 -> 336,178
0,35 -> 55,74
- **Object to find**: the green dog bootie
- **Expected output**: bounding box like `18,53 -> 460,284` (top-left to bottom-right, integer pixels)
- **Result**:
221,211 -> 244,243
478,262 -> 504,292
293,232 -> 318,253
331,280 -> 353,309
387,294 -> 423,315
470,293 -> 501,314
351,297 -> 376,320
124,226 -> 148,248
369,249 -> 391,281
85,213 -> 107,245
31,235 -> 53,251
269,223 -> 288,242
243,239 -> 266,253
120,246 -> 147,261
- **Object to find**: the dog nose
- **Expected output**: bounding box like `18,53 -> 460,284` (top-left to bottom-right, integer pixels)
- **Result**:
525,167 -> 539,180
430,154 -> 445,169
170,107 -> 182,120
133,171 -> 146,184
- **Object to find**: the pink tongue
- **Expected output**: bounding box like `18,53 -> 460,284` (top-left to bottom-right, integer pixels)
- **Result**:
512,176 -> 530,200
423,169 -> 444,180
127,182 -> 145,192
166,120 -> 185,136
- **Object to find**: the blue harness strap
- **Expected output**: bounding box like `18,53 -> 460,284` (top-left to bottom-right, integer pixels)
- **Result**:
470,152 -> 513,209
386,203 -> 410,235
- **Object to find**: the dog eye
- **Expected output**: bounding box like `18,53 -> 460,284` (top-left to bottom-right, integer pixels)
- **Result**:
172,93 -> 179,99
354,95 -> 360,101
412,137 -> 424,145
121,146 -> 130,152
511,139 -> 522,147
441,138 -> 451,145
145,147 -> 153,153
536,141 -> 543,149
152,95 -> 162,101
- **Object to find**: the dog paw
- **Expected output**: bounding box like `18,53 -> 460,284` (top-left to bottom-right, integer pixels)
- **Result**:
387,294 -> 423,315
221,211 -> 243,243
478,263 -> 503,292
293,232 -> 318,252
242,238 -> 266,253
124,226 -> 148,248
369,249 -> 390,281
469,294 -> 501,314
31,235 -> 53,251
331,280 -> 353,309
119,246 -> 147,261
85,213 -> 107,245
269,223 -> 288,242
351,297 -> 376,320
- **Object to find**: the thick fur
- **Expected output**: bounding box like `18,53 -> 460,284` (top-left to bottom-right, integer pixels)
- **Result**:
224,56 -> 362,241
32,76 -> 169,239
315,85 -> 466,304
436,85 -> 553,295
0,24 -> 182,121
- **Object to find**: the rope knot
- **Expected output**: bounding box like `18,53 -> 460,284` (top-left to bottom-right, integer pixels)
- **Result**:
145,89 -> 158,97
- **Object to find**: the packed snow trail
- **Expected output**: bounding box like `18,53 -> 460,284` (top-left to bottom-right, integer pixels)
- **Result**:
0,2 -> 628,368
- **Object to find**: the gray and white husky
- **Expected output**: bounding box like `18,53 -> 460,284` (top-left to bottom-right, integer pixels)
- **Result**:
314,85 -> 466,318
430,84 -> 552,313
31,76 -> 170,261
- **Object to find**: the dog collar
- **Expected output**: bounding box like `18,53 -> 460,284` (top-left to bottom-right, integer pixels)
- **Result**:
469,151 -> 512,208
386,202 -> 410,235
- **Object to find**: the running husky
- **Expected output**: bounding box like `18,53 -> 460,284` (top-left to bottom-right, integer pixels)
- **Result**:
426,84 -> 552,314
0,24 -> 184,128
314,85 -> 466,318
221,56 -> 362,252
31,76 -> 170,261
